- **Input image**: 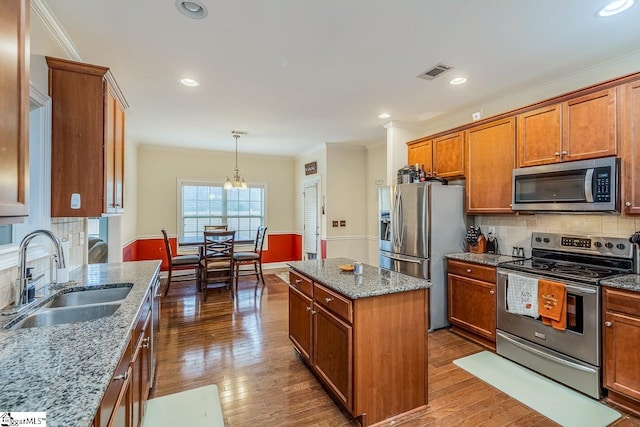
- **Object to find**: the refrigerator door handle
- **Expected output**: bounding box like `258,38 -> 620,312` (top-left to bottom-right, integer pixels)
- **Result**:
380,252 -> 423,264
396,190 -> 404,248
393,190 -> 400,247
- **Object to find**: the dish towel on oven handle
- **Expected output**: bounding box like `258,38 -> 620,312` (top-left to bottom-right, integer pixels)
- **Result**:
507,273 -> 539,318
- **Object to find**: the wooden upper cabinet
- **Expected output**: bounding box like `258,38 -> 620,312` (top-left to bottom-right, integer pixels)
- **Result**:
434,132 -> 464,178
407,138 -> 433,174
47,57 -> 127,217
517,89 -> 617,167
517,104 -> 562,167
407,132 -> 464,178
620,79 -> 640,215
0,0 -> 29,220
466,117 -> 516,214
563,88 -> 617,162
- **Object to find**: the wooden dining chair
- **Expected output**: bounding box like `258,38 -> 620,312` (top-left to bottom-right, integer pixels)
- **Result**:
204,225 -> 228,231
161,228 -> 200,296
233,226 -> 267,295
198,230 -> 236,301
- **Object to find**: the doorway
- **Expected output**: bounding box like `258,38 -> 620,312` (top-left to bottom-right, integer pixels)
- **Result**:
303,179 -> 320,260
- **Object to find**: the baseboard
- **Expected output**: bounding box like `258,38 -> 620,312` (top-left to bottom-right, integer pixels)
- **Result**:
448,326 -> 497,351
605,390 -> 640,417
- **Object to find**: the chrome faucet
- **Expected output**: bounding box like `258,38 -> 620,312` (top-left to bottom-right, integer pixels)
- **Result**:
14,230 -> 66,308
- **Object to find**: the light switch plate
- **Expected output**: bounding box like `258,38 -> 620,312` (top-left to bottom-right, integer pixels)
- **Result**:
70,193 -> 81,209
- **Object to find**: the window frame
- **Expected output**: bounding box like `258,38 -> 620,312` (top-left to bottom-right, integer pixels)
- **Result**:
176,178 -> 268,249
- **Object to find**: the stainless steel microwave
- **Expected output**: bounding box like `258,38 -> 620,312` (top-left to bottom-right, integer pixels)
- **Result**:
512,157 -> 619,212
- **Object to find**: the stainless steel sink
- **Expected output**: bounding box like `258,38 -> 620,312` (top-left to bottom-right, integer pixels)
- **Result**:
10,303 -> 121,329
44,285 -> 132,308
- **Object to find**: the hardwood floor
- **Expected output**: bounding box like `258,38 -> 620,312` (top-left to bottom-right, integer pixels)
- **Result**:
152,273 -> 640,426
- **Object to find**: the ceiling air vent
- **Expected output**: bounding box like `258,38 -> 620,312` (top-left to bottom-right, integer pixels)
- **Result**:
417,63 -> 453,80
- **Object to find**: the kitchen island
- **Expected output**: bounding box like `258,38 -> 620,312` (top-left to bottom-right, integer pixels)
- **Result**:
0,260 -> 160,427
287,258 -> 430,426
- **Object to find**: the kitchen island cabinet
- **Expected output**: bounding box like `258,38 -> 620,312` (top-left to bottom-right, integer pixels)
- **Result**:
0,261 -> 160,427
46,57 -> 127,217
288,258 -> 429,426
602,286 -> 640,415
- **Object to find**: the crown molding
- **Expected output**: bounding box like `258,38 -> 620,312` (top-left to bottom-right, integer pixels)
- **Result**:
382,120 -> 422,131
31,0 -> 83,61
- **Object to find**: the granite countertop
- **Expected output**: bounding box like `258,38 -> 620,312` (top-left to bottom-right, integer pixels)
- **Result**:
600,274 -> 640,292
446,252 -> 521,267
287,257 -> 430,299
0,260 -> 161,427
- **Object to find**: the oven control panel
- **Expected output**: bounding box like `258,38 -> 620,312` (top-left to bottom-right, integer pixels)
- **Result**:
531,232 -> 634,259
561,237 -> 591,248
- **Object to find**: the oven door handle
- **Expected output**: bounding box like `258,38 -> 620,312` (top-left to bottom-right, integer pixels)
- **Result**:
498,332 -> 595,373
584,168 -> 594,203
564,284 -> 597,295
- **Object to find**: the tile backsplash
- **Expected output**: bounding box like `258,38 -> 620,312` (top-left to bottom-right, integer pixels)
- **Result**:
475,214 -> 640,258
0,218 -> 86,310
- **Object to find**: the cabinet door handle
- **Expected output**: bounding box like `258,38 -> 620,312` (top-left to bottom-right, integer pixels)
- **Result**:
626,201 -> 632,208
142,337 -> 150,348
605,321 -> 612,327
561,150 -> 568,155
466,268 -> 472,273
489,290 -> 495,295
306,306 -> 312,311
113,372 -> 129,381
311,310 -> 317,315
554,152 -> 560,156
295,279 -> 302,284
325,297 -> 333,303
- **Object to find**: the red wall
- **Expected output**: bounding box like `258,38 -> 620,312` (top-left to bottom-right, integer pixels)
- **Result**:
123,233 -> 302,270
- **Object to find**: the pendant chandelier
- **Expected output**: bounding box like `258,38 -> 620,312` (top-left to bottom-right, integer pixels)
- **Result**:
224,131 -> 247,190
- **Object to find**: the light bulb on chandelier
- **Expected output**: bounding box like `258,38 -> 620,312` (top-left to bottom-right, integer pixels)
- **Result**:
224,131 -> 248,190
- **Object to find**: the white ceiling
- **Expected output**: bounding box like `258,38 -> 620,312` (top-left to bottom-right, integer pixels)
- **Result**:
31,0 -> 640,157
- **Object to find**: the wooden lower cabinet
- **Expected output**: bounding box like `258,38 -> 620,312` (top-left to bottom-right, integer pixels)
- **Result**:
94,287 -> 154,427
313,303 -> 353,409
603,287 -> 640,414
288,285 -> 313,363
96,342 -> 132,427
288,269 -> 428,426
447,259 -> 496,348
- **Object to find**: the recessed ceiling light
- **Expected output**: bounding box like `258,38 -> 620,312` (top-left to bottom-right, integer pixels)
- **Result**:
596,0 -> 635,16
449,77 -> 468,85
378,113 -> 391,119
180,78 -> 199,87
175,0 -> 208,19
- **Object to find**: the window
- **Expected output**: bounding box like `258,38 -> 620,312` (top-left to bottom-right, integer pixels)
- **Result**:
0,225 -> 12,246
179,180 -> 265,243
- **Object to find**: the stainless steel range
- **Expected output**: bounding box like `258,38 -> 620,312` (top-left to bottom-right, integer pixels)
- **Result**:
496,232 -> 635,398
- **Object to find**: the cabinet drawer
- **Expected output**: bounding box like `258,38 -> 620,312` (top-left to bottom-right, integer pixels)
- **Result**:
289,270 -> 313,298
604,287 -> 640,317
314,283 -> 352,324
448,259 -> 496,283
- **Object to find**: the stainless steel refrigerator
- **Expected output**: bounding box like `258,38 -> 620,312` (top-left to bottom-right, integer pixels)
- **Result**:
379,182 -> 467,330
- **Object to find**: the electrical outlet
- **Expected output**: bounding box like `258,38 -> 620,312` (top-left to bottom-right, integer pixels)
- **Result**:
488,226 -> 495,235
472,111 -> 482,121
79,231 -> 85,246
340,220 -> 346,227
332,221 -> 339,227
